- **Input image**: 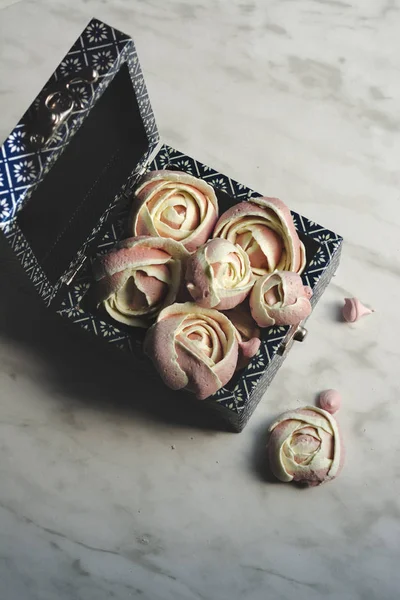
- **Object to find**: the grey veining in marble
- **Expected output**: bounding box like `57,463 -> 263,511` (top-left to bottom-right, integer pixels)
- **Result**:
1,1 -> 400,599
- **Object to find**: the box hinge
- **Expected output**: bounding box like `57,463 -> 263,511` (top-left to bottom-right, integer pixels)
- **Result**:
65,254 -> 88,286
123,140 -> 164,197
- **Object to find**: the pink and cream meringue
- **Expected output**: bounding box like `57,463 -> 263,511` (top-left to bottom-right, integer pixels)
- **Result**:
319,389 -> 341,414
268,406 -> 344,486
213,197 -> 306,277
130,170 -> 218,252
224,304 -> 261,369
186,238 -> 254,310
342,297 -> 373,323
93,236 -> 189,328
250,270 -> 312,327
144,302 -> 239,399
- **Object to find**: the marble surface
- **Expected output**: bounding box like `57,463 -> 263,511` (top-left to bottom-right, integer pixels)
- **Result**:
1,1 -> 399,598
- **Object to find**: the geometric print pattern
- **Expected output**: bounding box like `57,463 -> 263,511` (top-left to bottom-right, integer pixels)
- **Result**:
0,18 -> 159,305
57,143 -> 343,431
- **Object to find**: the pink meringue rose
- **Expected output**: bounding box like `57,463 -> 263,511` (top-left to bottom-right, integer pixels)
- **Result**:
186,238 -> 254,310
130,170 -> 218,252
268,406 -> 344,486
144,302 -> 239,399
213,197 -> 306,277
236,333 -> 261,370
319,389 -> 341,414
93,236 -> 189,327
224,304 -> 261,369
250,271 -> 312,327
342,297 -> 373,323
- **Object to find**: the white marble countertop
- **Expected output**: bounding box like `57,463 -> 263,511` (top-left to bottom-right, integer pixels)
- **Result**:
1,1 -> 399,599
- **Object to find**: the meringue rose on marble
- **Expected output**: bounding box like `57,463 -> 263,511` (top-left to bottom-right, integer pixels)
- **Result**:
144,302 -> 239,399
268,406 -> 344,486
213,197 -> 306,276
130,170 -> 218,252
250,271 -> 312,327
93,236 -> 189,328
186,238 -> 254,310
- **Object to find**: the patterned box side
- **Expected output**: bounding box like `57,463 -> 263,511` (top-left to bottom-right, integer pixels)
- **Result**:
0,18 -> 159,306
56,143 -> 343,431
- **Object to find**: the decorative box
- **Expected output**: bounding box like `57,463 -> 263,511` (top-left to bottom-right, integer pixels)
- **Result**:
0,19 -> 342,432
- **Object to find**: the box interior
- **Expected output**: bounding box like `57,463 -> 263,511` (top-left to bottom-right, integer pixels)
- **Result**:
17,63 -> 149,285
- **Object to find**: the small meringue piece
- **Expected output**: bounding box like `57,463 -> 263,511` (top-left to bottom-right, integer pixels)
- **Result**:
224,304 -> 261,369
342,297 -> 373,323
319,389 -> 341,414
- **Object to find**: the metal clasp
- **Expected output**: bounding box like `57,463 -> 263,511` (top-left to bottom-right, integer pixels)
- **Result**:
277,324 -> 308,356
29,67 -> 99,149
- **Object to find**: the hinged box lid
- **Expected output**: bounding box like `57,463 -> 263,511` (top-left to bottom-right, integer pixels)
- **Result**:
0,18 -> 160,306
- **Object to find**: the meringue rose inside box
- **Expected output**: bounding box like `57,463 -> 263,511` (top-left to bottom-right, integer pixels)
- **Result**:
0,19 -> 343,432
